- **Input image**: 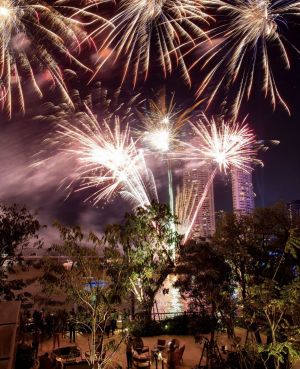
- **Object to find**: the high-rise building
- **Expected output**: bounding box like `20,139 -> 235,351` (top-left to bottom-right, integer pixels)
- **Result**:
288,200 -> 300,224
231,168 -> 255,215
182,164 -> 216,238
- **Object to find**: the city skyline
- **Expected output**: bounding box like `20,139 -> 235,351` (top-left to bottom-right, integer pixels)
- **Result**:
0,103 -> 299,241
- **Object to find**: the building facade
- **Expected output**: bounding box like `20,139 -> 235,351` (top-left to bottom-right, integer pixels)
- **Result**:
183,164 -> 216,238
231,168 -> 255,215
288,200 -> 300,224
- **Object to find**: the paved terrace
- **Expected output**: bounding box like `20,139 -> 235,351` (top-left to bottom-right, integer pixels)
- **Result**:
33,328 -> 300,369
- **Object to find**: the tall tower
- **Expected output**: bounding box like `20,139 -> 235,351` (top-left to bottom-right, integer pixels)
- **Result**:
183,164 -> 216,238
231,168 -> 255,215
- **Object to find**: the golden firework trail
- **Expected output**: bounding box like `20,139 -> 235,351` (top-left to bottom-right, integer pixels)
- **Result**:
175,181 -> 199,236
0,0 -> 107,117
91,0 -> 211,86
186,0 -> 300,120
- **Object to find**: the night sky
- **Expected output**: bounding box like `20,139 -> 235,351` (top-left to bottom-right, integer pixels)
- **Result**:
0,2 -> 300,243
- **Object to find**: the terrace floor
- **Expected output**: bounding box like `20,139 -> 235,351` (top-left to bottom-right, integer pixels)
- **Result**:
34,328 -> 300,369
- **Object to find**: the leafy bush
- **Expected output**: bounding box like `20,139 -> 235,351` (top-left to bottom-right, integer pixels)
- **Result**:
130,313 -> 215,336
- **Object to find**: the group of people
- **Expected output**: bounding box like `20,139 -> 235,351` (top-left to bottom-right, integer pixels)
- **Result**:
37,352 -> 62,369
21,308 -> 78,357
20,306 -> 123,363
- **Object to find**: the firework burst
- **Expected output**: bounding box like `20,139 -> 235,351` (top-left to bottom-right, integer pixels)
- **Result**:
188,0 -> 300,120
137,90 -> 203,154
0,0 -> 107,117
186,114 -> 261,173
37,106 -> 158,208
91,0 -> 211,86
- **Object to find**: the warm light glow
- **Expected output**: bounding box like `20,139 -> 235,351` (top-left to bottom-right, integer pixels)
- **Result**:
161,116 -> 170,125
139,107 -> 179,154
214,151 -> 226,166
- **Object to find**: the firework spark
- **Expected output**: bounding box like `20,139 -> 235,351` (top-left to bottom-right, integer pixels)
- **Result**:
138,98 -> 180,154
91,0 -> 211,86
39,107 -> 158,208
188,0 -> 300,120
0,0 -> 107,117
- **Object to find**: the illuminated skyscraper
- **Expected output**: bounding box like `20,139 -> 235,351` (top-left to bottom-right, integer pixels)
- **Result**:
231,168 -> 255,215
183,164 -> 216,238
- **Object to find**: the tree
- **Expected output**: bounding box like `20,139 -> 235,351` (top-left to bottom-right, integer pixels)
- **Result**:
175,240 -> 236,343
244,226 -> 300,369
42,223 -> 124,369
212,203 -> 300,369
175,204 -> 300,369
104,201 -> 181,318
0,203 -> 43,300
213,203 -> 293,302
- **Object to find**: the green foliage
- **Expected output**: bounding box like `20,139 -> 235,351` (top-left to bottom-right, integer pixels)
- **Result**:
42,222 -> 122,308
0,202 -> 43,300
104,202 -> 181,314
130,319 -> 163,337
258,341 -> 300,366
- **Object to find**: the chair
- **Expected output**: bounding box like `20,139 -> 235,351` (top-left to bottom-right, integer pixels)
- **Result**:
133,337 -> 149,354
194,333 -> 202,344
133,354 -> 151,369
173,339 -> 180,349
174,345 -> 185,365
156,339 -> 166,351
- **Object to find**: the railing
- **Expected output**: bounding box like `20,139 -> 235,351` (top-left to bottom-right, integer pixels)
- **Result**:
132,310 -> 202,321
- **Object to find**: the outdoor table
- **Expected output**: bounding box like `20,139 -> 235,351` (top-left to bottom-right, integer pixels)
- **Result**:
53,346 -> 82,368
151,349 -> 166,369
